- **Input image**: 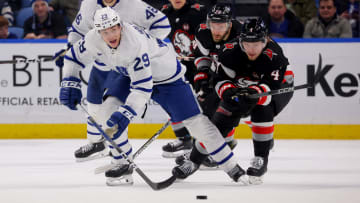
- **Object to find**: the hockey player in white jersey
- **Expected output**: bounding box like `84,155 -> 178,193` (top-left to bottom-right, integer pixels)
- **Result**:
60,7 -> 248,186
53,0 -> 171,162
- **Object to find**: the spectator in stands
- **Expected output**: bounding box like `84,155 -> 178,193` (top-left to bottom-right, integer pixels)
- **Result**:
0,15 -> 16,38
340,0 -> 359,37
0,0 -> 14,26
286,0 -> 317,26
23,0 -> 67,39
196,0 -> 217,13
303,0 -> 352,38
7,0 -> 21,13
262,0 -> 304,38
49,0 -> 80,24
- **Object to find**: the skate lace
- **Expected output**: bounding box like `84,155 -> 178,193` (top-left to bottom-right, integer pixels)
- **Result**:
170,139 -> 184,147
81,143 -> 94,153
250,157 -> 264,169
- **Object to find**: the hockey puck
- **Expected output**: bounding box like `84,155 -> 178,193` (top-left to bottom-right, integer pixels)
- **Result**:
196,195 -> 207,200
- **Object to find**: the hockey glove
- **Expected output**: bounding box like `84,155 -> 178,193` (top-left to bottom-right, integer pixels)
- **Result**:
106,105 -> 137,139
194,69 -> 212,99
53,43 -> 71,68
60,77 -> 82,110
230,87 -> 259,116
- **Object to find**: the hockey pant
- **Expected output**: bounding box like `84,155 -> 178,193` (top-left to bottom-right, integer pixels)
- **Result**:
104,75 -> 239,172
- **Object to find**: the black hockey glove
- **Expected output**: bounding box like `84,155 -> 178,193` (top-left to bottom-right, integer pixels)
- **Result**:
194,69 -> 212,98
231,87 -> 259,106
222,87 -> 258,117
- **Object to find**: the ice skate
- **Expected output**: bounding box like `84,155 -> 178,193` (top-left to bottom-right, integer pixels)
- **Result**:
105,164 -> 134,186
162,138 -> 192,158
74,141 -> 109,162
172,160 -> 199,179
227,164 -> 248,185
247,156 -> 267,185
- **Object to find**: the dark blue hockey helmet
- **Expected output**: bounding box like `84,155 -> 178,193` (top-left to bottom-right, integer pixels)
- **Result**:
240,18 -> 268,42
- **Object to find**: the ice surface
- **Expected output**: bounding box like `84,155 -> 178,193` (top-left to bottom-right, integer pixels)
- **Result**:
0,139 -> 359,203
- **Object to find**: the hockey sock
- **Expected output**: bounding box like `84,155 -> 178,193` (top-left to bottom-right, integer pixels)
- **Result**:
253,139 -> 271,163
189,145 -> 208,165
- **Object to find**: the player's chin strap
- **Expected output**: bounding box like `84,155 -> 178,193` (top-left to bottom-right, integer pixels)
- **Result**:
76,104 -> 176,191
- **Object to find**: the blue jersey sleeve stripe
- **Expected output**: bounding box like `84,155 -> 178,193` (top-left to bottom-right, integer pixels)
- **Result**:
94,60 -> 106,66
64,47 -> 85,68
133,87 -> 153,93
87,130 -> 100,135
209,142 -> 227,156
150,16 -> 171,30
64,55 -> 85,68
70,25 -> 84,38
132,76 -> 153,86
154,60 -> 181,84
217,152 -> 234,165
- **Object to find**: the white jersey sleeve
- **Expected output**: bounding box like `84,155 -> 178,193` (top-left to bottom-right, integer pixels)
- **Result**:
122,0 -> 171,40
67,0 -> 170,45
62,30 -> 100,78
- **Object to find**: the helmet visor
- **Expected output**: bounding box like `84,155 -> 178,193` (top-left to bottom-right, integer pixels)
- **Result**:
208,21 -> 230,32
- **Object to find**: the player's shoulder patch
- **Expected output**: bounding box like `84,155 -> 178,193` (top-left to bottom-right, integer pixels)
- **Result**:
263,48 -> 278,61
199,23 -> 207,30
191,3 -> 203,11
222,41 -> 238,52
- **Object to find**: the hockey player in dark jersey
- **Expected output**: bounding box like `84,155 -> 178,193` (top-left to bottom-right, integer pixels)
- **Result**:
163,4 -> 241,160
160,0 -> 207,158
172,4 -> 246,177
173,18 -> 294,184
173,4 -> 242,168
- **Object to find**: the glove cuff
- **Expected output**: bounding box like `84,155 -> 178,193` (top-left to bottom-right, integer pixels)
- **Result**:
61,77 -> 81,89
217,82 -> 236,99
249,84 -> 271,106
194,72 -> 208,83
118,105 -> 137,121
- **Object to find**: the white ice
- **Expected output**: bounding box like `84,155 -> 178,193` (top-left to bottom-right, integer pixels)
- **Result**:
0,139 -> 360,203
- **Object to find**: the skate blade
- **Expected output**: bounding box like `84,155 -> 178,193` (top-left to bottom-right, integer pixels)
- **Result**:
199,165 -> 220,171
248,175 -> 263,185
106,175 -> 134,186
76,150 -> 110,163
162,149 -> 191,158
94,163 -> 117,174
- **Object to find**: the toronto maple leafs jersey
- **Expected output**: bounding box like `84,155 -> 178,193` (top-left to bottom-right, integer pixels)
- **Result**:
63,22 -> 186,114
68,0 -> 171,44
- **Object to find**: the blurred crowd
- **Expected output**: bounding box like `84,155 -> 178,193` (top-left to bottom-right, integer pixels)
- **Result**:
0,0 -> 359,39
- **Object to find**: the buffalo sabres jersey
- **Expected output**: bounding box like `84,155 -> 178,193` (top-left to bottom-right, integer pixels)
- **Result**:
63,22 -> 186,114
193,20 -> 242,71
216,39 -> 294,96
68,0 -> 171,44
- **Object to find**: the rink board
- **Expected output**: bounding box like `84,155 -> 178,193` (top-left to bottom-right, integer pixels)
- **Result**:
0,123 -> 359,139
0,39 -> 360,139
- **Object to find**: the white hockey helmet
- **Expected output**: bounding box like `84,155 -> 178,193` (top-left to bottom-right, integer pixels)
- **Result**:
93,7 -> 121,31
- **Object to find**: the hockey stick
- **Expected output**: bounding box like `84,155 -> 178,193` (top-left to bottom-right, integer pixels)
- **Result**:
245,55 -> 324,99
77,104 -> 176,190
0,49 -> 67,65
0,57 -> 54,64
94,120 -> 172,174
